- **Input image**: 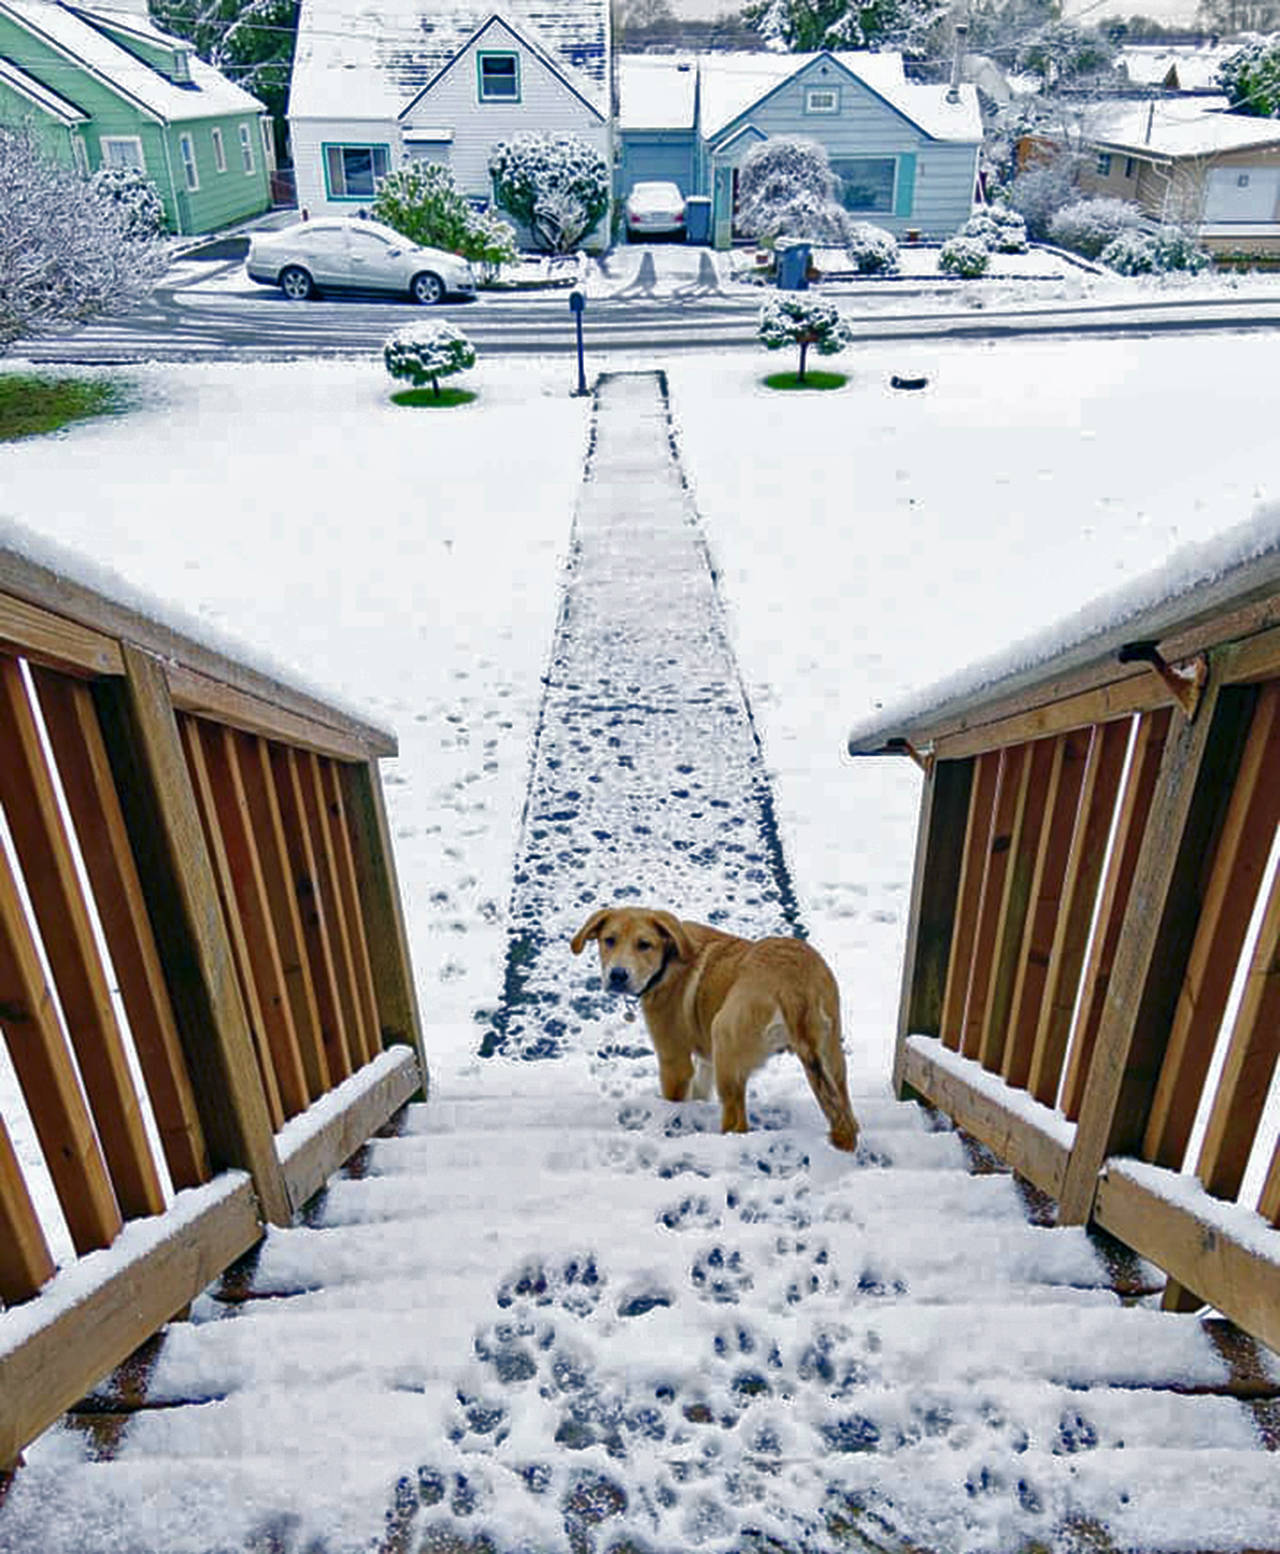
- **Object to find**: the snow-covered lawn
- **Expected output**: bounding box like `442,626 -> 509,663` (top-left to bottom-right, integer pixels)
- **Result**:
1,333 -> 1278,1552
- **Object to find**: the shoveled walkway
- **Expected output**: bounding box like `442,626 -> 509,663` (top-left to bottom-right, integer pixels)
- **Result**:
1,375 -> 1277,1554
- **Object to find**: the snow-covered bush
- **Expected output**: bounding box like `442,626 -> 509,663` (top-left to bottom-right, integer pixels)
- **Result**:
89,165 -> 168,238
938,234 -> 991,277
1048,197 -> 1144,259
736,136 -> 853,249
844,221 -> 900,274
373,164 -> 519,279
757,293 -> 853,382
384,321 -> 477,398
1216,35 -> 1280,117
464,208 -> 519,282
0,126 -> 168,352
488,133 -> 609,254
962,205 -> 1028,253
1007,156 -> 1080,241
1099,226 -> 1211,276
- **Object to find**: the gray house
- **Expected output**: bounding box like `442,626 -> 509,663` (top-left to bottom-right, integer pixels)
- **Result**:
618,50 -> 982,246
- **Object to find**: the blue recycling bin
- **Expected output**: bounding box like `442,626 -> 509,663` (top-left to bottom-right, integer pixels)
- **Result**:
776,240 -> 811,290
683,195 -> 712,245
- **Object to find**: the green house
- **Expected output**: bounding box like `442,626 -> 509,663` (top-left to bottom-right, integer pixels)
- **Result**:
0,0 -> 272,235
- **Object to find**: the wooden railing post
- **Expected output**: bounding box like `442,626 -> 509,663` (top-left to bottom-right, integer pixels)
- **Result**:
1057,670 -> 1257,1225
893,758 -> 972,1098
92,645 -> 291,1227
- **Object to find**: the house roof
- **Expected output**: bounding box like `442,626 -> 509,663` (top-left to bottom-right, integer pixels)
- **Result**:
289,0 -> 609,122
618,50 -> 982,143
0,49 -> 87,120
1116,43 -> 1235,91
0,0 -> 265,122
1083,93 -> 1280,158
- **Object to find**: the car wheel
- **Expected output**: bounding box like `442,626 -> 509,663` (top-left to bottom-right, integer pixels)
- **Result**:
279,265 -> 314,301
411,271 -> 446,305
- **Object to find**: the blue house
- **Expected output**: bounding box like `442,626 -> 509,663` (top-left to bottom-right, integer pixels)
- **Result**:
618,50 -> 982,246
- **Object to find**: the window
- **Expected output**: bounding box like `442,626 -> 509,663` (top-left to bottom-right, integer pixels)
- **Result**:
1238,172 -> 1252,188
1124,157 -> 1136,179
100,134 -> 143,171
805,86 -> 839,113
179,133 -> 198,189
171,49 -> 190,84
211,127 -> 226,172
831,156 -> 896,214
323,143 -> 389,199
1096,152 -> 1112,176
260,116 -> 275,169
478,51 -> 519,101
239,123 -> 255,174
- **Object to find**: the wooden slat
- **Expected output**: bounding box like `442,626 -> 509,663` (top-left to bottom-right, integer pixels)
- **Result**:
1094,1159 -> 1280,1355
0,842 -> 121,1256
901,1035 -> 1073,1200
977,737 -> 1056,1074
939,751 -> 1000,1051
1002,731 -> 1090,1091
234,733 -> 329,1102
1027,718 -> 1131,1107
179,719 -> 285,1132
1061,709 -> 1172,1122
1059,680 -> 1258,1225
92,647 -> 290,1226
31,669 -> 208,1192
0,595 -> 122,679
0,1174 -> 262,1471
0,656 -> 165,1223
1195,852 -> 1280,1203
271,745 -> 353,1086
933,668 -> 1168,762
278,1047 -> 420,1215
298,751 -> 375,1067
1260,1136 -> 1280,1224
194,721 -> 310,1119
960,743 -> 1030,1063
318,759 -> 381,1064
165,662 -> 382,764
338,761 -> 430,1090
0,1112 -> 56,1305
1144,681 -> 1280,1170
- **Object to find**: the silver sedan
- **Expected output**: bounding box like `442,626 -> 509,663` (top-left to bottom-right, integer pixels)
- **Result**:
246,218 -> 476,303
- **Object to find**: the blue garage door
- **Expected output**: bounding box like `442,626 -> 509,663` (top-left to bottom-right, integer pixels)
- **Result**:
618,134 -> 697,198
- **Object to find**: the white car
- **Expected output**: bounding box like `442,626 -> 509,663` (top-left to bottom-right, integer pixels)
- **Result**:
246,218 -> 476,303
625,181 -> 686,241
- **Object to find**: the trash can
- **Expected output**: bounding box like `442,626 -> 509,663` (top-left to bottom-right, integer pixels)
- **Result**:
683,195 -> 712,245
776,239 -> 811,291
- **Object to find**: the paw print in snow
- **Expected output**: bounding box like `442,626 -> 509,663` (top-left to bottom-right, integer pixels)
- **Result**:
690,1245 -> 753,1305
742,1138 -> 810,1178
496,1253 -> 604,1316
657,1194 -> 722,1232
783,1242 -> 840,1306
449,1390 -> 509,1444
657,1153 -> 711,1181
473,1314 -> 555,1384
617,1102 -> 653,1132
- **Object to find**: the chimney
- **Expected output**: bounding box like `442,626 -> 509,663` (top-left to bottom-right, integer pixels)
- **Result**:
947,17 -> 969,104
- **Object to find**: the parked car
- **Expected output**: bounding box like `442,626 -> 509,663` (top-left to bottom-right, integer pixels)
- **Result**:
245,218 -> 476,303
625,181 -> 686,241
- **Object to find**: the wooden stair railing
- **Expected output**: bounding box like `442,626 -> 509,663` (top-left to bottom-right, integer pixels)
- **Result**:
0,540 -> 424,1471
849,527 -> 1280,1356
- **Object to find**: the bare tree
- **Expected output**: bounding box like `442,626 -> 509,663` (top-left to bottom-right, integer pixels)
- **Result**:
0,127 -> 169,352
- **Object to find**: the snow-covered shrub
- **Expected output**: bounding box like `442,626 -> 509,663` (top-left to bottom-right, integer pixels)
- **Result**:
464,208 -> 519,280
1100,226 -> 1211,276
757,293 -> 853,382
1048,197 -> 1144,259
844,221 -> 900,274
938,234 -> 991,277
1216,35 -> 1280,117
0,126 -> 168,351
962,205 -> 1028,253
89,165 -> 168,238
373,165 -> 519,279
488,133 -> 609,254
1007,156 -> 1080,241
384,321 -> 477,397
736,137 -> 851,248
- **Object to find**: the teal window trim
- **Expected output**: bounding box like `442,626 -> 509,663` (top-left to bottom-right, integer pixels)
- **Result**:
322,142 -> 391,201
893,152 -> 916,218
477,50 -> 520,103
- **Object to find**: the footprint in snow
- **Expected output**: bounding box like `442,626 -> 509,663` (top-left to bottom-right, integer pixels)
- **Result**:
741,1138 -> 810,1178
690,1245 -> 753,1305
657,1194 -> 722,1232
495,1253 -> 605,1317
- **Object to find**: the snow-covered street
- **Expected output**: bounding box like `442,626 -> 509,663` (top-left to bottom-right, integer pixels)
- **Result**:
1,334 -> 1278,1551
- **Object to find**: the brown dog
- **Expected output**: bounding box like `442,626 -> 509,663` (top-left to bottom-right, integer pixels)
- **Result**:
571,906 -> 858,1152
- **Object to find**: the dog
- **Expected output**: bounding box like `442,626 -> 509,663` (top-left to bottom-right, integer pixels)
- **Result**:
571,906 -> 858,1152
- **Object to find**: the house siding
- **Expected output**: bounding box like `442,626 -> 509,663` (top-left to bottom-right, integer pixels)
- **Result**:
163,113 -> 272,233
291,117 -> 400,217
0,76 -> 81,164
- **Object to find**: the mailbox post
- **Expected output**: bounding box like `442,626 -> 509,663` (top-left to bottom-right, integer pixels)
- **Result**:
568,287 -> 587,396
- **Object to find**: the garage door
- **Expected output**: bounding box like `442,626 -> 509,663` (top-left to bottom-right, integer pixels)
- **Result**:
619,135 -> 696,197
1203,165 -> 1280,222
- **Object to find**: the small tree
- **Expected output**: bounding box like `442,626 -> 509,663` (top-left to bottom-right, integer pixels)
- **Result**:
488,133 -> 609,253
1007,153 -> 1082,242
744,0 -> 950,57
758,294 -> 853,383
464,208 -> 519,281
0,127 -> 168,353
384,321 -> 477,399
89,166 -> 168,238
1216,35 -> 1280,117
372,162 -> 474,253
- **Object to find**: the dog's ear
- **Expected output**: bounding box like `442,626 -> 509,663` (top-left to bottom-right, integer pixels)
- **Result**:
570,909 -> 612,956
651,911 -> 694,963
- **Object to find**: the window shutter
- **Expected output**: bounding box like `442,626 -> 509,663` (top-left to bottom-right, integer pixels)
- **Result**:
893,153 -> 916,218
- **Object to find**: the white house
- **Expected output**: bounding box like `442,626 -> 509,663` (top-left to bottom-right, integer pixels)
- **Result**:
287,0 -> 610,242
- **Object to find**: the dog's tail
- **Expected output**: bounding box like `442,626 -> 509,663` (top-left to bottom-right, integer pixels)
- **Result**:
793,992 -> 859,1154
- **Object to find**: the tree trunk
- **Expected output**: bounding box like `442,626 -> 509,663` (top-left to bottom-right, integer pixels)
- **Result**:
798,340 -> 809,384
431,375 -> 440,398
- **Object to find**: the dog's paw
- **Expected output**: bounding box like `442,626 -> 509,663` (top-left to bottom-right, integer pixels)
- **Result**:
690,1244 -> 753,1305
657,1194 -> 722,1232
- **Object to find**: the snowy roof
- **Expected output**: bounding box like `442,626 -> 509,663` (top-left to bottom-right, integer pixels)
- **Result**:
847,501 -> 1280,755
1082,93 -> 1280,157
1117,43 -> 1235,90
0,0 -> 265,121
0,52 -> 87,120
618,50 -> 982,143
289,0 -> 609,122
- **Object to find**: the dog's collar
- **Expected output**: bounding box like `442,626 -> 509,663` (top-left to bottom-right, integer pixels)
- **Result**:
637,945 -> 676,1000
